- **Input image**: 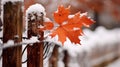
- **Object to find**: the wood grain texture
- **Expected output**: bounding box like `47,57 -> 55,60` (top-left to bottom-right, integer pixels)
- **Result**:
3,1 -> 22,67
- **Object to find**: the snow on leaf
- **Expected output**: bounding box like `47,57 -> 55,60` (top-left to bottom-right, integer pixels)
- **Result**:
54,5 -> 70,25
51,5 -> 94,45
80,15 -> 95,27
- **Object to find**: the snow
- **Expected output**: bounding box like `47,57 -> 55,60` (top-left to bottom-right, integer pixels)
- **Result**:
45,35 -> 62,46
0,40 -> 14,50
107,58 -> 120,67
24,3 -> 48,37
73,27 -> 80,31
63,38 -> 81,57
26,4 -> 46,22
44,17 -> 51,22
68,15 -> 74,18
80,12 -> 87,17
22,45 -> 27,67
25,3 -> 46,23
0,26 -> 120,67
22,36 -> 40,46
57,26 -> 120,67
43,42 -> 55,67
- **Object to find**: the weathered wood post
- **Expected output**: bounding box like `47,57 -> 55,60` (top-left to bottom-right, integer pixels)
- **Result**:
49,45 -> 59,67
91,12 -> 99,30
26,7 -> 44,67
3,1 -> 23,67
63,50 -> 69,67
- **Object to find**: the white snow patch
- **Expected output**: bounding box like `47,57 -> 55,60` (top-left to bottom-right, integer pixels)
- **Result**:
44,17 -> 51,22
38,25 -> 44,28
62,21 -> 68,25
57,26 -> 120,67
73,27 -> 80,31
22,31 -> 27,38
25,4 -> 46,38
45,35 -> 62,46
80,12 -> 88,17
4,40 -> 14,46
0,40 -> 15,49
107,58 -> 120,67
63,38 -> 82,57
26,4 -> 46,20
22,36 -> 40,46
22,45 -> 27,67
68,15 -> 75,18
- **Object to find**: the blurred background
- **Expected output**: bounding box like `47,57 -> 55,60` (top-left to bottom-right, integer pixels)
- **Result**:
37,0 -> 120,67
25,0 -> 120,30
24,0 -> 120,67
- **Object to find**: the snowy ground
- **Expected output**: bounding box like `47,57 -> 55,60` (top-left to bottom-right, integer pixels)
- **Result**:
0,26 -> 120,67
58,26 -> 120,67
107,58 -> 120,67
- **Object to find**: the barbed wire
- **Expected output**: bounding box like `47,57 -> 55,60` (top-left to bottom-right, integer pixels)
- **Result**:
0,39 -> 57,63
0,36 -> 61,50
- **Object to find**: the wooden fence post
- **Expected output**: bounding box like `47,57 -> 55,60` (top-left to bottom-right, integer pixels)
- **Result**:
49,45 -> 59,67
63,50 -> 69,67
3,1 -> 23,67
27,12 -> 44,67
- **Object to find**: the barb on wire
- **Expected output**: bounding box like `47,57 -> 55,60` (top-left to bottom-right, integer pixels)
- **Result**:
21,41 -> 55,63
22,44 -> 35,64
0,37 -> 57,61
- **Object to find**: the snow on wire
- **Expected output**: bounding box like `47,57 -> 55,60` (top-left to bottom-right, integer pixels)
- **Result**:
0,37 -> 55,63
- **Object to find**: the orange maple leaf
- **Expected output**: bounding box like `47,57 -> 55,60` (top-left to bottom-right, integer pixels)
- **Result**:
68,12 -> 94,28
44,22 -> 54,30
40,22 -> 54,30
50,27 -> 83,44
80,15 -> 94,27
50,5 -> 94,45
54,5 -> 70,25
